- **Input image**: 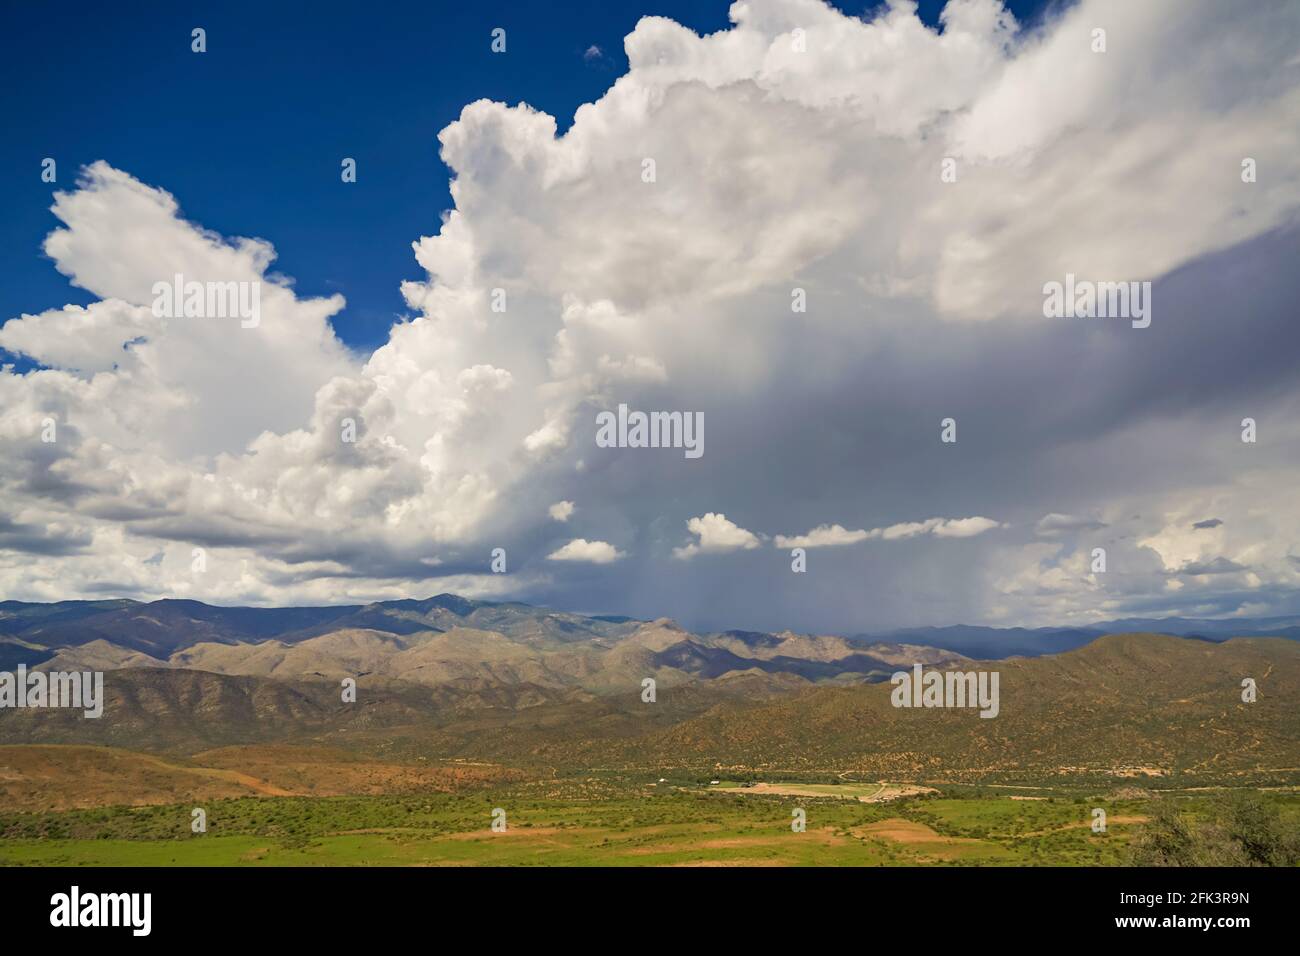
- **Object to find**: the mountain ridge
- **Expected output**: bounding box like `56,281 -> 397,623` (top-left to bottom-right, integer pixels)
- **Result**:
5,593 -> 1299,668
2,633 -> 1295,788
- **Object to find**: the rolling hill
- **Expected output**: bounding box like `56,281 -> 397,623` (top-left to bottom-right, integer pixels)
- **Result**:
2,631 -> 1296,788
555,634 -> 1300,783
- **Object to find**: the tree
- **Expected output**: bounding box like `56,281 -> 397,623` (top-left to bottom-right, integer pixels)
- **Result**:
1130,793 -> 1300,866
1129,798 -> 1199,866
1214,792 -> 1300,866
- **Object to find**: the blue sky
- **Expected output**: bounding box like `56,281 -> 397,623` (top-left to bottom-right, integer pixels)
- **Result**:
1,0 -> 1052,355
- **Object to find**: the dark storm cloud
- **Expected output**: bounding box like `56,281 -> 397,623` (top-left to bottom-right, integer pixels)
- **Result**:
0,515 -> 91,556
1179,557 -> 1249,576
492,228 -> 1300,632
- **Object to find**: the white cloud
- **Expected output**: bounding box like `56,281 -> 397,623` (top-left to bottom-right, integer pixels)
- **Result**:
547,538 -> 624,563
0,300 -> 160,376
673,513 -> 762,559
880,516 -> 1004,541
931,516 -> 1003,538
776,516 -> 1002,547
549,500 -> 576,522
774,524 -> 870,548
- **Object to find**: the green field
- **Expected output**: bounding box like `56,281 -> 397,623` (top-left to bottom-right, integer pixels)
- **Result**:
5,777 -> 1286,866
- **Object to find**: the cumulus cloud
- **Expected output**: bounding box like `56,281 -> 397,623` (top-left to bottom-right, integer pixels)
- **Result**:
547,538 -> 624,563
775,516 -> 1002,548
877,516 -> 1004,540
2,0 -> 1299,632
774,524 -> 871,548
932,516 -> 1004,538
549,501 -> 576,522
673,513 -> 762,559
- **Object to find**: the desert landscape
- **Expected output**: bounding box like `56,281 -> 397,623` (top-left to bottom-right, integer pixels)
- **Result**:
2,595 -> 1297,866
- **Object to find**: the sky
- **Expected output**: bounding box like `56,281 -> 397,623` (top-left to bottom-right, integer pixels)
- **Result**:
1,0 -> 1298,633
0,0 -> 1050,355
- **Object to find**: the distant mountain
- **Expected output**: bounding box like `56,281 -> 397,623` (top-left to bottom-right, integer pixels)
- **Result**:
0,594 -> 637,654
5,635 -> 1296,788
1092,615 -> 1300,640
0,599 -> 137,635
852,625 -> 1105,659
0,598 -> 363,657
5,595 -> 967,690
854,617 -> 1300,658
4,595 -> 1298,689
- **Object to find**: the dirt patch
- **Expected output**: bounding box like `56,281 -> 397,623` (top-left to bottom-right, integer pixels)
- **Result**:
854,818 -> 975,845
731,782 -> 865,799
1020,815 -> 1148,837
443,826 -> 566,840
186,767 -> 296,797
628,826 -> 846,855
861,784 -> 939,803
724,782 -> 937,803
666,859 -> 785,867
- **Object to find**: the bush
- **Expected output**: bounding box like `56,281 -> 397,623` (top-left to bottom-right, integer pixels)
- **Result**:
1130,793 -> 1300,866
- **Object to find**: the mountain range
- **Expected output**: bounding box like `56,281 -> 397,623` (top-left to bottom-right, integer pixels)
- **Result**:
0,594 -> 976,689
1,595 -> 1297,785
4,594 -> 1298,675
